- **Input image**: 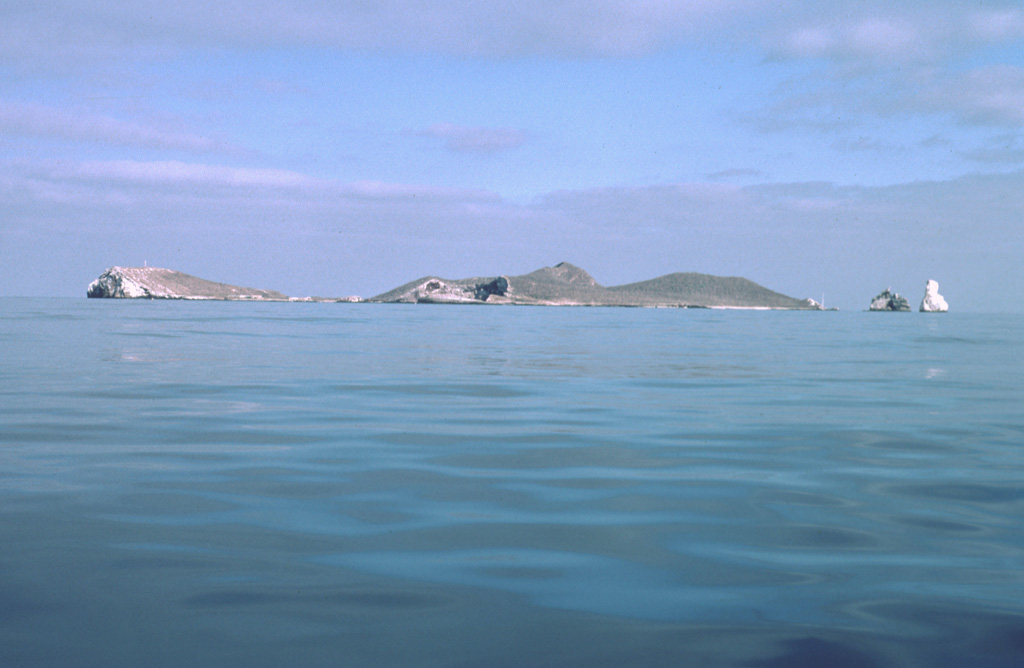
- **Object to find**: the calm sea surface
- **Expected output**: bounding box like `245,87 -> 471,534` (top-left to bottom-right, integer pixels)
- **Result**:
2,299 -> 1023,667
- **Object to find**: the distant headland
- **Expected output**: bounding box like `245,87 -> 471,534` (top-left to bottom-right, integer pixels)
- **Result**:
87,263 -> 825,309
87,266 -> 291,301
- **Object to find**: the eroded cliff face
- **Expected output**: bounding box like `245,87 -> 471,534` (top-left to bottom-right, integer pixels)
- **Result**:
87,267 -> 288,300
88,267 -> 154,298
390,276 -> 511,303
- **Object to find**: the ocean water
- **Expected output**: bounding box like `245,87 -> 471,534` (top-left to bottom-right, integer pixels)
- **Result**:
1,299 -> 1023,667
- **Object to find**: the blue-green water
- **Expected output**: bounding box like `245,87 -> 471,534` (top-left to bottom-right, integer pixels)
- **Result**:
2,299 -> 1023,667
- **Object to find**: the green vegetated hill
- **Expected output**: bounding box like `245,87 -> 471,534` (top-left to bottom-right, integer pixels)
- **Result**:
370,262 -> 819,309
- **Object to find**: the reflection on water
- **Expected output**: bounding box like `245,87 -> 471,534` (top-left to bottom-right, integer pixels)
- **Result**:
1,300 -> 1023,667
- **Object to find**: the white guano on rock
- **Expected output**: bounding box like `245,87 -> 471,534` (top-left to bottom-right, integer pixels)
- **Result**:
920,280 -> 949,312
869,288 -> 911,311
87,266 -> 289,300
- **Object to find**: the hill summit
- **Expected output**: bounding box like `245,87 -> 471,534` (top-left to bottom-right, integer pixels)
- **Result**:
521,262 -> 600,287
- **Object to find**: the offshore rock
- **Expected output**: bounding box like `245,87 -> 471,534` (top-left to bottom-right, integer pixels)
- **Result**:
869,288 -> 911,311
920,280 -> 949,312
87,266 -> 288,300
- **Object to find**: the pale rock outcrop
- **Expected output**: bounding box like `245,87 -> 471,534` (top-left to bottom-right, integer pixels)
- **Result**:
869,288 -> 911,311
88,267 -> 151,298
408,279 -> 480,303
920,280 -> 948,312
397,277 -> 510,303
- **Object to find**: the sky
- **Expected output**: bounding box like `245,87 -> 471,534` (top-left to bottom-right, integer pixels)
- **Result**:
2,1 -> 1023,310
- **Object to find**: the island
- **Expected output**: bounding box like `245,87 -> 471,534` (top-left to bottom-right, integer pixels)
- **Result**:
87,266 -> 290,300
868,288 -> 911,312
920,280 -> 949,312
368,262 -> 822,309
87,262 -> 824,309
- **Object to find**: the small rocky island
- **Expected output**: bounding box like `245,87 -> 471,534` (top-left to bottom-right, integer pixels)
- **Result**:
920,280 -> 949,312
869,281 -> 949,312
88,267 -> 290,300
869,288 -> 911,311
369,262 -> 822,309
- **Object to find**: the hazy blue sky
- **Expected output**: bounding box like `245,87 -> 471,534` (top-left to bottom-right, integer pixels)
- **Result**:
2,1 -> 1023,310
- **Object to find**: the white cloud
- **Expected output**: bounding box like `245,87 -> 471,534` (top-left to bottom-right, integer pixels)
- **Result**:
0,0 -> 757,65
6,158 -> 501,207
961,133 -> 1024,164
752,4 -> 1024,137
417,124 -> 527,154
848,18 -> 924,58
3,2 -> 1021,67
969,8 -> 1024,42
72,160 -> 320,188
772,14 -> 947,64
779,17 -> 930,62
941,66 -> 1024,127
706,168 -> 767,181
783,26 -> 835,59
0,100 -> 237,153
767,3 -> 1024,63
346,179 -> 499,200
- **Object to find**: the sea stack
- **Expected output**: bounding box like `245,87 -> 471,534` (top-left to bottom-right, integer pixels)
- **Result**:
869,288 -> 911,311
920,280 -> 949,312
